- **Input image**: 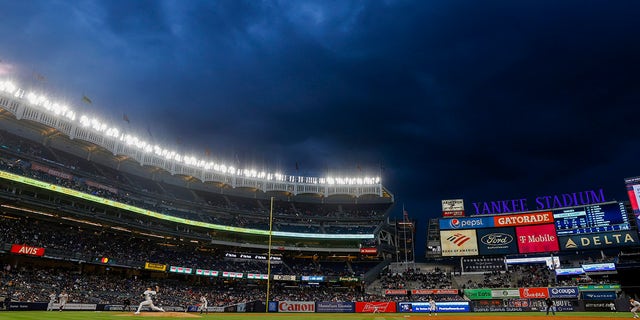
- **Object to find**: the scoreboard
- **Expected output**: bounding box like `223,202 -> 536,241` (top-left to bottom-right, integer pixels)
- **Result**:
554,202 -> 630,235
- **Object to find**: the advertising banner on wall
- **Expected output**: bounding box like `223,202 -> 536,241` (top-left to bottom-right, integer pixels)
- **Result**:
555,268 -> 585,276
494,211 -> 554,227
582,291 -> 617,300
516,224 -> 559,254
476,227 -> 518,256
384,289 -> 407,296
144,262 -> 167,271
582,263 -> 616,273
530,299 -> 578,312
442,199 -> 465,217
355,301 -> 397,313
519,287 -> 549,299
578,284 -> 621,291
471,299 -> 532,312
626,177 -> 640,235
315,302 -> 355,313
195,269 -> 219,277
169,266 -> 193,274
277,301 -> 315,312
558,231 -> 639,251
359,247 -> 377,254
472,303 -> 528,312
464,289 -> 492,300
398,302 -> 470,313
411,289 -> 459,295
440,230 -> 478,256
491,289 -> 521,299
548,287 -> 579,299
10,244 -> 45,257
439,217 -> 494,230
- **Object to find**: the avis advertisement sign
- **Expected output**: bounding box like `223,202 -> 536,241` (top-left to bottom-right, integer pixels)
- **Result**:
516,224 -> 559,254
10,244 -> 45,257
548,287 -> 579,299
476,227 -> 518,255
494,211 -> 554,227
440,230 -> 479,256
559,231 -> 639,251
519,287 -> 549,299
355,302 -> 397,313
439,217 -> 494,230
277,301 -> 315,312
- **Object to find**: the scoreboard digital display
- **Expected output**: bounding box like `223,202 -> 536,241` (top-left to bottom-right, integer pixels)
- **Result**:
554,202 -> 629,235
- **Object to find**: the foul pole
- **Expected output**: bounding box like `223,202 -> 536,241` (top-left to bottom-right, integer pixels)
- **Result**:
265,196 -> 274,312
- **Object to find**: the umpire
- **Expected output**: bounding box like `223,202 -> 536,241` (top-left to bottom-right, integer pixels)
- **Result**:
545,297 -> 555,315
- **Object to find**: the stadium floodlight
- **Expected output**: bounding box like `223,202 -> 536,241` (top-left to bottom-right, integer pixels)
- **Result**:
1,78 -> 386,189
79,115 -> 91,127
26,92 -> 39,105
0,81 -> 17,94
105,127 -> 120,138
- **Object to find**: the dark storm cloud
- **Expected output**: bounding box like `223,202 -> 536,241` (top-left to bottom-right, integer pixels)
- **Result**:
1,0 -> 640,255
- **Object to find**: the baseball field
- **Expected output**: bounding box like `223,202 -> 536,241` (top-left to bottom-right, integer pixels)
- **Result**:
0,312 -> 631,320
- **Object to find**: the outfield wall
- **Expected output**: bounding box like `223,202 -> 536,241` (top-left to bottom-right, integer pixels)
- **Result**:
0,298 -> 625,313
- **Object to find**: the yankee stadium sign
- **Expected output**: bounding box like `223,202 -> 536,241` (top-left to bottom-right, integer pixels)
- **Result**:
471,189 -> 605,215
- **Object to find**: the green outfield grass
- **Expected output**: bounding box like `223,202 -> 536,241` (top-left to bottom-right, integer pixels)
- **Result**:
0,312 -> 631,320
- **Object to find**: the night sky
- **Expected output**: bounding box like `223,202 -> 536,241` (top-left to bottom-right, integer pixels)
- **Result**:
1,1 -> 640,257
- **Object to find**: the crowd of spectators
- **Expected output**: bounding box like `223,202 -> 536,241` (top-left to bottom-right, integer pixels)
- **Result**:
0,153 -> 381,235
513,265 -> 553,288
0,264 -> 383,306
378,268 -> 453,290
0,215 -> 380,278
0,129 -> 390,224
461,270 -> 513,289
0,264 -> 470,306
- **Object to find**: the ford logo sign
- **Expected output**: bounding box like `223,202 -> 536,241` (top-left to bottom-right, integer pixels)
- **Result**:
481,233 -> 513,245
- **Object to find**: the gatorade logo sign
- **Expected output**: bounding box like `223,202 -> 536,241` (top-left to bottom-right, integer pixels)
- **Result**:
440,217 -> 494,230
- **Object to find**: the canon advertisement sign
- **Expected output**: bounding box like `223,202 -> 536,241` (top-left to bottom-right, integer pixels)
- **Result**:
277,301 -> 315,313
